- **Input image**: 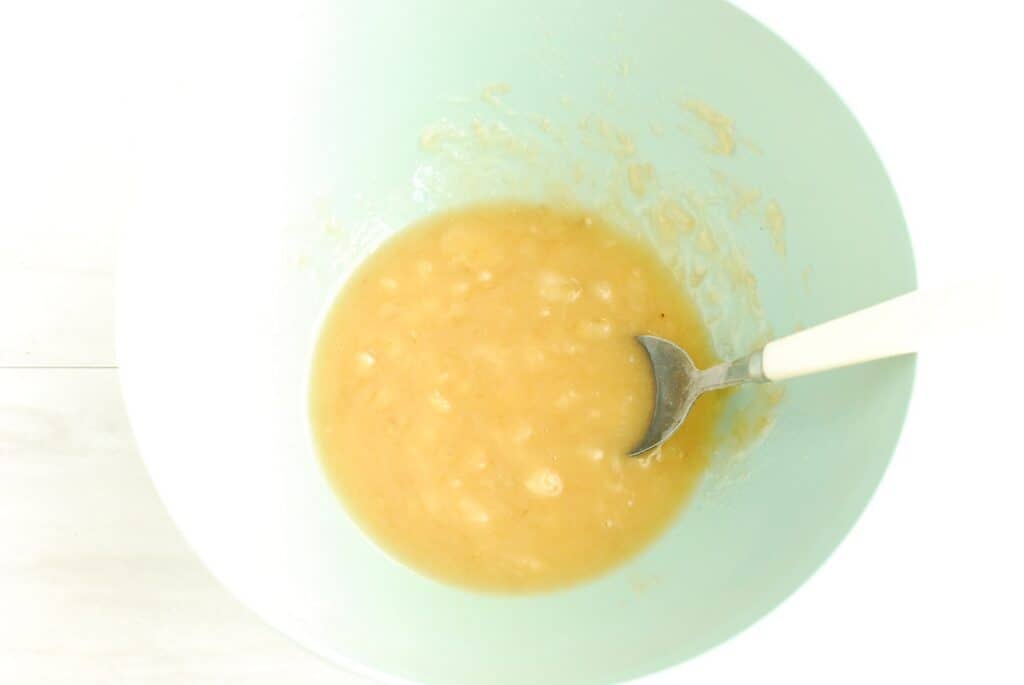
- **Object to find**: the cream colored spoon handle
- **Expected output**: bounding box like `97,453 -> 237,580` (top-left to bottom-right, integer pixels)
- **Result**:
760,282 -> 993,382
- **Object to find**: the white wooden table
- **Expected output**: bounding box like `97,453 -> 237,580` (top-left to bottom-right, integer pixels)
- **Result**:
2,2 -> 1021,684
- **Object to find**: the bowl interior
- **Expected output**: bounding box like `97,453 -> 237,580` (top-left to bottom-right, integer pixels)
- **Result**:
118,1 -> 915,683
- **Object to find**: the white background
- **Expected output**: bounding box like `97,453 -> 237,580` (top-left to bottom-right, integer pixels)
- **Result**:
1,1 -> 1021,683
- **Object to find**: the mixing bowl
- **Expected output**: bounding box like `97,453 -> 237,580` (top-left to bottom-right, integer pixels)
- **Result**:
118,1 -> 915,683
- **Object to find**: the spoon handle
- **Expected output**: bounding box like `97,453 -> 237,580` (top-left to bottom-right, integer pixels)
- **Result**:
760,281 -> 995,382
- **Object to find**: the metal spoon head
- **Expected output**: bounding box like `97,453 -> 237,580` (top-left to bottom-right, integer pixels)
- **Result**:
628,335 -> 701,457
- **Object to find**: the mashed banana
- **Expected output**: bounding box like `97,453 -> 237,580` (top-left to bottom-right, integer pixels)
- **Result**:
310,203 -> 725,592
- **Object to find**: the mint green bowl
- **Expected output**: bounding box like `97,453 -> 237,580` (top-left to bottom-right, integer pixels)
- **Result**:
118,1 -> 915,683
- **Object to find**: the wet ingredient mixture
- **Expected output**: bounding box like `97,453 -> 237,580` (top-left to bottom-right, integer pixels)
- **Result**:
310,203 -> 726,592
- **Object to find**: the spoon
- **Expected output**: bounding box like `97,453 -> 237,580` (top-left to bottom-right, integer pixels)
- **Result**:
630,284 -> 987,456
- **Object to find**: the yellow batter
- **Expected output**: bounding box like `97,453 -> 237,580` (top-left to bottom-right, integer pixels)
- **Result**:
310,203 -> 725,592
